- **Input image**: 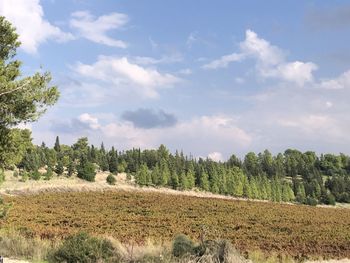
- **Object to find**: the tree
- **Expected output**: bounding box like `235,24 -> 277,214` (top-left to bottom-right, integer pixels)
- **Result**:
136,163 -> 148,186
108,147 -> 118,174
99,143 -> 109,171
77,156 -> 96,182
55,159 -> 64,175
0,17 -> 59,168
54,136 -> 61,152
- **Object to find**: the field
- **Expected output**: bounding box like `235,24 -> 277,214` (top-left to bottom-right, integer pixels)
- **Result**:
1,190 -> 350,260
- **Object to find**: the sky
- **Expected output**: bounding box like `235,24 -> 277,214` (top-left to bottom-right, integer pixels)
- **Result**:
1,0 -> 350,161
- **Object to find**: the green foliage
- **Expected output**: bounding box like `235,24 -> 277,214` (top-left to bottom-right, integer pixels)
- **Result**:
44,167 -> 53,180
30,170 -> 41,181
106,174 -> 116,185
0,169 -> 4,184
0,17 -> 59,167
0,196 -> 11,219
305,196 -> 318,206
172,234 -> 195,257
77,157 -> 96,182
55,159 -> 64,175
49,232 -> 116,263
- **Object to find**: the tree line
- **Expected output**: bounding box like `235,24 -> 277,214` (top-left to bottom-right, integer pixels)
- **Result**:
4,134 -> 350,206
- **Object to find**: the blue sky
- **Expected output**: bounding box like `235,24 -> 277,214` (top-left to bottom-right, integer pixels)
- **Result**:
1,0 -> 350,160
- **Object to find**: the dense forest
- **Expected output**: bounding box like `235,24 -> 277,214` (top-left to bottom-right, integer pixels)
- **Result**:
2,130 -> 350,206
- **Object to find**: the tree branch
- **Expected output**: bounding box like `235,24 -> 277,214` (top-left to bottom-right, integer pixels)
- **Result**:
0,81 -> 30,97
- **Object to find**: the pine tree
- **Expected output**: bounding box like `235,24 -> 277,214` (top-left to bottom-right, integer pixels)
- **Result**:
178,171 -> 187,190
136,164 -> 148,186
199,168 -> 210,191
108,147 -> 118,174
54,136 -> 61,152
186,163 -> 196,189
159,159 -> 170,186
99,143 -> 109,171
151,164 -> 160,185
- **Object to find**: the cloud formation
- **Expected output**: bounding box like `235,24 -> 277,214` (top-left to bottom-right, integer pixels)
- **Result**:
70,10 -> 128,48
0,0 -> 73,53
75,56 -> 181,98
203,30 -> 318,86
122,108 -> 177,129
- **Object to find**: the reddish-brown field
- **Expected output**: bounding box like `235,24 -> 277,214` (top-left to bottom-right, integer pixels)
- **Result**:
2,190 -> 350,259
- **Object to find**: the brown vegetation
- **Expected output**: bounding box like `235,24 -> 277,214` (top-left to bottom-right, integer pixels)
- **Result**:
1,190 -> 350,260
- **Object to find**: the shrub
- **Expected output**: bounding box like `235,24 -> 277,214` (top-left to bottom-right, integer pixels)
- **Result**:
49,232 -> 116,263
44,167 -> 53,181
13,170 -> 19,177
0,169 -> 4,184
172,234 -> 195,257
19,171 -> 29,182
305,196 -> 318,206
106,174 -> 116,185
30,170 -> 41,181
77,159 -> 96,182
55,161 -> 64,176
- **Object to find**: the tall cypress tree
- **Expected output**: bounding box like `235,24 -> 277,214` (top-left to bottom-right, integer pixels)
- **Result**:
54,136 -> 61,152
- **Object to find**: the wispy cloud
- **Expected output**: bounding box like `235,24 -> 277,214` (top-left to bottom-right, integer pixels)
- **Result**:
70,10 -> 128,48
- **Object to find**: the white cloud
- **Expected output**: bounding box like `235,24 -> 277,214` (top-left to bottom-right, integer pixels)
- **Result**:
320,70 -> 350,89
131,54 -> 183,65
204,29 -> 318,86
0,0 -> 74,53
202,53 -> 245,69
208,152 -> 224,162
70,10 -> 128,48
240,30 -> 284,66
263,61 -> 318,86
78,113 -> 100,130
75,56 -> 181,98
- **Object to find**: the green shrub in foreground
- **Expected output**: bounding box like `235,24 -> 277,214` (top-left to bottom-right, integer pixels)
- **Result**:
172,234 -> 195,257
49,232 -> 116,263
106,174 -> 117,185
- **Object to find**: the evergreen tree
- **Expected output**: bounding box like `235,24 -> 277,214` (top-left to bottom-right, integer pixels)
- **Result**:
199,168 -> 210,191
99,143 -> 109,171
136,163 -> 148,186
54,136 -> 61,152
108,147 -> 118,174
77,156 -> 96,182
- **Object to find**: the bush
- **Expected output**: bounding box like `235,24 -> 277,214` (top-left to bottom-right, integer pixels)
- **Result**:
0,169 -> 4,184
77,159 -> 96,182
172,234 -> 195,257
19,171 -> 29,182
49,232 -> 116,263
44,167 -> 53,181
30,170 -> 41,181
55,162 -> 64,176
305,196 -> 318,206
106,174 -> 116,185
13,170 -> 19,177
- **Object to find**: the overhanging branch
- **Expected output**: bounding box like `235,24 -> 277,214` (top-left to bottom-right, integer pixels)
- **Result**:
0,80 -> 31,97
